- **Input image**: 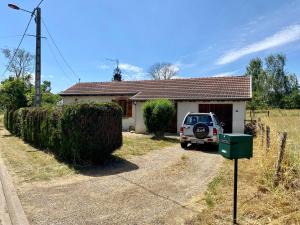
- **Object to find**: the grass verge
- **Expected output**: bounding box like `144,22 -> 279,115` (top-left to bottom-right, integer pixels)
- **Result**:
114,133 -> 178,158
0,114 -> 178,184
186,109 -> 300,225
0,114 -> 75,184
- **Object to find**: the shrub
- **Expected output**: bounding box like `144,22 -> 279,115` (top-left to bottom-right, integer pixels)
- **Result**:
143,99 -> 175,138
244,121 -> 257,136
21,107 -> 62,150
3,102 -> 122,165
4,110 -> 16,134
60,103 -> 122,163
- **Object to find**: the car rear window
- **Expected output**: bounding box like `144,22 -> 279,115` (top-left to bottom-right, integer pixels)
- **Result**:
184,115 -> 213,125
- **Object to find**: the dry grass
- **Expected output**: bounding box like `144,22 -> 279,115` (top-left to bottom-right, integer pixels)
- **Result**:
0,114 -> 178,184
0,115 -> 75,185
186,109 -> 300,225
114,133 -> 178,158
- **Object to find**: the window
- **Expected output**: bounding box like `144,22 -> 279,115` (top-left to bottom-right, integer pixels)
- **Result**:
184,115 -> 212,126
113,99 -> 132,118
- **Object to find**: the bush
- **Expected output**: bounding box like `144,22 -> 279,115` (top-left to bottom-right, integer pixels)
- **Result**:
60,103 -> 122,163
21,107 -> 62,150
244,121 -> 257,136
3,103 -> 122,164
143,99 -> 175,138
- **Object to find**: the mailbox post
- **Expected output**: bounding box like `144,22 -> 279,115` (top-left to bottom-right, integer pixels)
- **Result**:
218,134 -> 253,225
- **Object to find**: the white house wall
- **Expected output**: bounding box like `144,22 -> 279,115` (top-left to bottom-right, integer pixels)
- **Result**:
135,101 -> 246,134
62,96 -> 247,134
135,102 -> 147,133
232,102 -> 246,133
62,96 -> 135,131
177,101 -> 246,133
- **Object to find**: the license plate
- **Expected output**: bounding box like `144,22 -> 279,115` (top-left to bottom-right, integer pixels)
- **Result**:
191,139 -> 204,144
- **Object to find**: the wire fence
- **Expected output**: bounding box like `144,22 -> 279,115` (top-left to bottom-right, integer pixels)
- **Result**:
250,110 -> 300,189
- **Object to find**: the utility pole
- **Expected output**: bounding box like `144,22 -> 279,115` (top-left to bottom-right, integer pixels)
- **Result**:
8,3 -> 43,107
35,7 -> 41,107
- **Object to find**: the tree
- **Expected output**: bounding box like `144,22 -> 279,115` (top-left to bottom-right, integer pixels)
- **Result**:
0,77 -> 28,110
265,54 -> 287,106
27,80 -> 61,106
245,58 -> 268,109
41,80 -> 51,92
142,99 -> 175,138
245,53 -> 300,109
2,48 -> 34,79
112,67 -> 122,81
245,58 -> 267,93
148,63 -> 178,80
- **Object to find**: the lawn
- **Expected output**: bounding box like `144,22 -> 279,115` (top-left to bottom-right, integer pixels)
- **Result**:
0,114 -> 178,184
114,133 -> 178,158
186,109 -> 300,225
0,114 -> 75,184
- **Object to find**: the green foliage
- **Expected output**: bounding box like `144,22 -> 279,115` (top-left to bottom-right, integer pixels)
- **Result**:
0,76 -> 61,111
280,90 -> 300,109
0,78 -> 29,110
27,81 -> 62,107
60,103 -> 122,163
3,103 -> 122,165
143,99 -> 175,138
245,54 -> 300,109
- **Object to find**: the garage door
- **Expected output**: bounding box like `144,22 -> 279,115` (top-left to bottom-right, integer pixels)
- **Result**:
199,104 -> 233,133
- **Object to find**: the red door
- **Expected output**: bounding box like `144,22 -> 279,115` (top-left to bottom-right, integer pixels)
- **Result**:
199,104 -> 233,133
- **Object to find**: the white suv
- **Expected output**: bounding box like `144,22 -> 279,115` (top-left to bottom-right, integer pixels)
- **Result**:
179,112 -> 224,149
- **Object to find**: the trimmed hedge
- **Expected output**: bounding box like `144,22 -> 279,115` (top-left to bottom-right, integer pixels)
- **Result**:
4,103 -> 122,164
143,99 -> 175,138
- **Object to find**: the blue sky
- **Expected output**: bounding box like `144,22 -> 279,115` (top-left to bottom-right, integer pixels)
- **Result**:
1,0 -> 300,93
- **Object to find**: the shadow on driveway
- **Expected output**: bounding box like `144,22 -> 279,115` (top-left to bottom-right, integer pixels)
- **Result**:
75,156 -> 139,177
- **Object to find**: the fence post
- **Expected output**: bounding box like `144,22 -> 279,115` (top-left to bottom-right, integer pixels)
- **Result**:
257,118 -> 261,132
261,123 -> 265,146
273,132 -> 288,187
266,126 -> 270,151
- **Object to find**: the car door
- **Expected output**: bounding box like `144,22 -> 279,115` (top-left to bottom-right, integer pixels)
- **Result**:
182,115 -> 196,136
213,115 -> 223,134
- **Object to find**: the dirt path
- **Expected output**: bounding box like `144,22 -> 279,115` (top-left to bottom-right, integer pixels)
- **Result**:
18,146 -> 223,225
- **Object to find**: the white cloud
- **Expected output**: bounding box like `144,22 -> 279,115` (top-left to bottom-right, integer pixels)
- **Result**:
123,73 -> 148,81
216,24 -> 300,65
171,75 -> 184,79
212,71 -> 237,77
119,63 -> 147,81
169,64 -> 180,72
97,64 -> 110,70
119,63 -> 143,73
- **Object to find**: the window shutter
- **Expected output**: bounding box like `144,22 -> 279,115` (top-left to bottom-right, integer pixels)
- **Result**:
127,101 -> 132,117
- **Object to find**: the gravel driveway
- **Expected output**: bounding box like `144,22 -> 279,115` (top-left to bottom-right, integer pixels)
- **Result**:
18,146 -> 223,225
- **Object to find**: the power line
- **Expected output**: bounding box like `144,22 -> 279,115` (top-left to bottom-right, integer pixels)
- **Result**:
36,0 -> 44,8
45,39 -> 75,83
0,14 -> 34,80
41,19 -> 80,80
0,35 -> 23,39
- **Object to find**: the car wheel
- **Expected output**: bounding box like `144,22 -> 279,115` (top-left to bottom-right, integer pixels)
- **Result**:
181,142 -> 188,149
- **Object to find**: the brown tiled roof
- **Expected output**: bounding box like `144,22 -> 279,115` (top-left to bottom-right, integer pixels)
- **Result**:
60,76 -> 252,101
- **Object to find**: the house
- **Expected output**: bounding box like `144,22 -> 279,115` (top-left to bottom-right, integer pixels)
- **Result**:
60,76 -> 252,134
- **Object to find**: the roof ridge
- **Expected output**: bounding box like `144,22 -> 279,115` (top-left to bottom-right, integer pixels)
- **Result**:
61,75 -> 251,100
77,75 -> 247,85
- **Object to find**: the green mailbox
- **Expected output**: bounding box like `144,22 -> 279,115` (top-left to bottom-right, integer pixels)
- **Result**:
218,133 -> 253,224
218,134 -> 253,159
